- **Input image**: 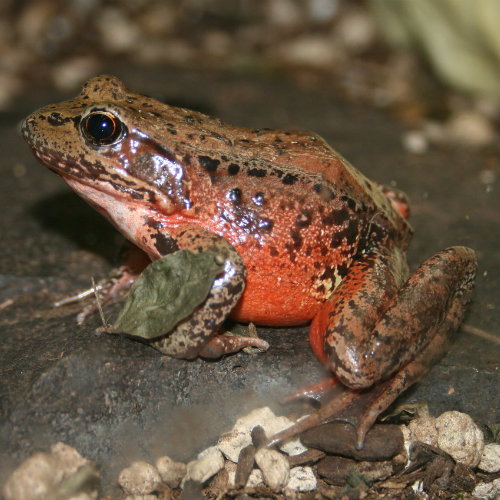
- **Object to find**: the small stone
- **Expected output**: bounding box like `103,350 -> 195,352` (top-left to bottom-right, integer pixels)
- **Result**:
184,448 -> 224,485
52,57 -> 99,91
473,478 -> 500,500
446,111 -> 495,147
217,407 -> 306,462
155,456 -> 186,488
96,7 -> 140,52
3,452 -> 63,500
118,461 -> 161,496
273,35 -> 341,68
335,9 -> 377,53
407,417 -> 439,446
285,466 -> 317,492
402,130 -> 429,154
246,468 -> 264,488
250,425 -> 267,448
435,411 -> 484,467
51,442 -> 89,476
300,423 -> 404,461
255,448 -> 290,492
478,443 -> 500,473
234,445 -> 255,488
317,456 -> 394,486
288,448 -> 326,467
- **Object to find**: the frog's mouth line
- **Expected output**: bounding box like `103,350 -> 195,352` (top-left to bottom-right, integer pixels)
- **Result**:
31,148 -> 175,215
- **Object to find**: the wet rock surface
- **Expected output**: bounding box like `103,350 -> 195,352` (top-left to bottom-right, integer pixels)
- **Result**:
1,66 -> 499,498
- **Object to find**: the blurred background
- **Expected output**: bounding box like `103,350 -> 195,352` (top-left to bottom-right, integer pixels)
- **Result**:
1,0 -> 499,150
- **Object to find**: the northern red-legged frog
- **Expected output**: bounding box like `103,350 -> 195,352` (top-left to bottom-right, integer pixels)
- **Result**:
22,76 -> 477,446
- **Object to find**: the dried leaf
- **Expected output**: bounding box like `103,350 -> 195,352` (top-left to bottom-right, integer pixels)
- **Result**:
112,250 -> 224,339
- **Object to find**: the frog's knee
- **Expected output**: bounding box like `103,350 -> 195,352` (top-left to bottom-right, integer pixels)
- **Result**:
327,350 -> 382,390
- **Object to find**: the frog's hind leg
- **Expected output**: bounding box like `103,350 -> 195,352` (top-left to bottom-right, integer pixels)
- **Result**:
292,245 -> 477,448
319,246 -> 477,390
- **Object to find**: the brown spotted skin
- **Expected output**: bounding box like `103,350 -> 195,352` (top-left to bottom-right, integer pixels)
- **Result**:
23,76 -> 477,436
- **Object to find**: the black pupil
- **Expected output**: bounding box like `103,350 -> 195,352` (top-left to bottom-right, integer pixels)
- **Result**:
83,112 -> 122,145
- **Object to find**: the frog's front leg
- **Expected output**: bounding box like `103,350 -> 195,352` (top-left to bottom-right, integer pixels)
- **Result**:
148,225 -> 268,359
273,246 -> 476,448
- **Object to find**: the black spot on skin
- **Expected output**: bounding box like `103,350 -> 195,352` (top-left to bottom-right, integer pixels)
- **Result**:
290,230 -> 303,249
336,263 -> 349,278
183,153 -> 191,164
198,155 -> 220,172
47,112 -> 70,126
313,183 -> 322,193
228,163 -> 240,175
323,208 -> 349,226
153,233 -> 180,256
247,168 -> 267,178
282,173 -> 297,185
330,219 -> 358,248
252,192 -> 265,206
269,246 -> 279,256
167,127 -> 177,135
227,188 -> 242,203
184,115 -> 195,124
274,136 -> 282,143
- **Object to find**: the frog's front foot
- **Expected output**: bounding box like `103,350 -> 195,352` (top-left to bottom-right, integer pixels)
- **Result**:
53,244 -> 150,323
53,266 -> 139,324
198,334 -> 269,359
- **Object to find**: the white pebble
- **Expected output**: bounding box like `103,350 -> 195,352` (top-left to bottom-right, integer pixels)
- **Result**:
183,448 -> 224,485
335,9 -> 377,52
155,456 -> 186,488
2,452 -> 63,500
246,468 -> 264,488
446,111 -> 495,147
51,442 -> 89,476
402,130 -> 428,154
118,461 -> 161,496
285,466 -> 317,492
478,443 -> 500,473
273,35 -> 340,68
473,478 -> 500,500
407,417 -> 438,446
435,411 -> 484,467
255,448 -> 289,492
217,406 -> 306,462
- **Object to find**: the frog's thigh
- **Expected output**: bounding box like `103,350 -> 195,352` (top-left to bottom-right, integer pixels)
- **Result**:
148,226 -> 247,359
312,246 -> 477,389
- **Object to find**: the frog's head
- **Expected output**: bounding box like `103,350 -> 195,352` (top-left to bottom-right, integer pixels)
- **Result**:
22,75 -> 191,217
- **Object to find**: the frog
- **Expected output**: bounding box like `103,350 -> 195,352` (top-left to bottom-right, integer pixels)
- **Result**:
22,75 -> 477,447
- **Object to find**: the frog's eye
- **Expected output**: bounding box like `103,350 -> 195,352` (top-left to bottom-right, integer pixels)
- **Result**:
81,111 -> 124,146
